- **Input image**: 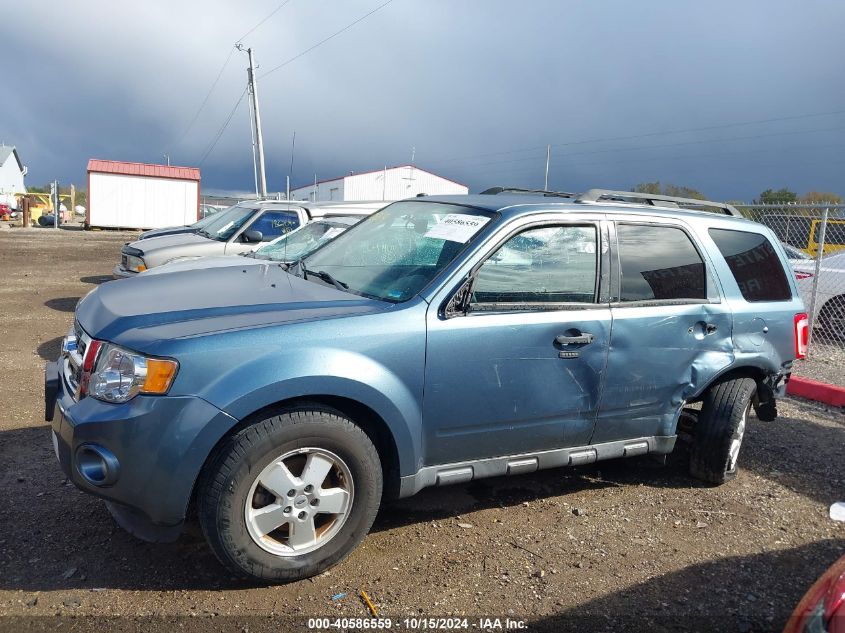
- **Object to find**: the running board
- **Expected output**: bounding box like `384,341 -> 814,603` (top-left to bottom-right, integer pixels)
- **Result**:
398,435 -> 676,498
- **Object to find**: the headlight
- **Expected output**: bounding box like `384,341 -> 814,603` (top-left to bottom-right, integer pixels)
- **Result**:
125,255 -> 146,272
88,343 -> 178,403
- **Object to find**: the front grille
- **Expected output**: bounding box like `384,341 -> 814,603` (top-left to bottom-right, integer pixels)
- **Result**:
63,322 -> 92,401
121,254 -> 128,269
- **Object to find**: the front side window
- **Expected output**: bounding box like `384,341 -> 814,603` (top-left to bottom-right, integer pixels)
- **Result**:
303,201 -> 495,302
247,210 -> 300,241
709,228 -> 792,302
617,224 -> 707,302
471,225 -> 598,306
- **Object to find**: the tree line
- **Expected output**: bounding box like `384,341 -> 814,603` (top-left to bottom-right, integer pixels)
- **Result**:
631,182 -> 842,205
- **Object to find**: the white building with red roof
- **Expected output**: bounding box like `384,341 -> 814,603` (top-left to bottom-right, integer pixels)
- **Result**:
87,159 -> 201,229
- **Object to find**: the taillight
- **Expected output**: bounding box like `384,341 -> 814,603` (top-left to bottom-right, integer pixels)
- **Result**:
824,568 -> 845,625
795,271 -> 814,280
794,313 -> 809,359
78,340 -> 102,396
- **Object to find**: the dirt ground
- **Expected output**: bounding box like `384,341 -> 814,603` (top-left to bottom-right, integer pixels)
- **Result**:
0,227 -> 843,633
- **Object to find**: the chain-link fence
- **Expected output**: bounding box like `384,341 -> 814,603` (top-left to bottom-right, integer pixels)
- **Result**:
737,203 -> 845,386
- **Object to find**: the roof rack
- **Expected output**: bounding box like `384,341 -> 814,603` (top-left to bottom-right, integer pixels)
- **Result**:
576,189 -> 742,217
480,186 -> 577,199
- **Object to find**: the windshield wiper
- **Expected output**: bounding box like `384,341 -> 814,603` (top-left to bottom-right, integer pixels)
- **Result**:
311,269 -> 348,291
197,229 -> 213,239
288,260 -> 347,290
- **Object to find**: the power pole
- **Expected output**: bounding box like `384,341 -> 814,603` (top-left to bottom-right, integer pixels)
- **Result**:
544,145 -> 551,191
239,45 -> 267,199
51,181 -> 59,228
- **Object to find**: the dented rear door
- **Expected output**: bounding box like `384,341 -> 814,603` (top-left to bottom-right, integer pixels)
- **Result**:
594,220 -> 734,444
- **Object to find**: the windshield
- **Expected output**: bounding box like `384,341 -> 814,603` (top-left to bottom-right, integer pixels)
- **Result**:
190,207 -> 233,230
302,201 -> 495,302
197,205 -> 258,241
255,220 -> 353,262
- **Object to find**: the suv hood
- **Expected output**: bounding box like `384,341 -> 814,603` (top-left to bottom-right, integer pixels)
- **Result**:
139,225 -> 194,240
143,255 -> 259,276
124,232 -> 249,268
76,263 -> 389,348
126,231 -> 214,252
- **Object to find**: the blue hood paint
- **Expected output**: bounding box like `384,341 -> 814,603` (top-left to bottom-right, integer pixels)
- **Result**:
77,263 -> 389,347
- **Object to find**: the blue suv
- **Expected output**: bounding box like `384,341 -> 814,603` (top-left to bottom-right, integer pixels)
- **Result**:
45,189 -> 808,582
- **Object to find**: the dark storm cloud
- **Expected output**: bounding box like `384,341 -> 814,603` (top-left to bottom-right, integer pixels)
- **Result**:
3,0 -> 845,200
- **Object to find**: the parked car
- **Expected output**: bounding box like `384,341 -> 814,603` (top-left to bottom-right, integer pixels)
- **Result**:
783,553 -> 845,633
783,243 -> 813,267
114,200 -> 389,277
792,250 -> 845,340
46,189 -> 806,582
144,215 -> 364,276
137,206 -> 230,241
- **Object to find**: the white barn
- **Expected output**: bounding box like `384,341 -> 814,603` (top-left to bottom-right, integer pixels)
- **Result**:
0,146 -> 27,209
87,159 -> 201,229
290,165 -> 467,202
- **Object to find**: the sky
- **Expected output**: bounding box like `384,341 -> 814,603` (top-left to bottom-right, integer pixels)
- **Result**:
3,0 -> 845,201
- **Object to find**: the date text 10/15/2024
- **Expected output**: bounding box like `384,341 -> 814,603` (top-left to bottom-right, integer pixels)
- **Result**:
306,617 -> 528,630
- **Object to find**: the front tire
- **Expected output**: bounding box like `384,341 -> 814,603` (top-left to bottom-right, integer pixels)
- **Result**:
198,408 -> 382,583
689,377 -> 756,485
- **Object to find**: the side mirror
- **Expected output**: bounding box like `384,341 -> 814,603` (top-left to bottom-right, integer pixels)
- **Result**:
444,276 -> 474,319
242,229 -> 263,243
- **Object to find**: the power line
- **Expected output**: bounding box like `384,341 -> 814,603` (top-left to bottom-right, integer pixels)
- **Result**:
476,139 -> 845,178
169,0 -> 296,156
168,47 -> 236,154
431,107 -> 845,165
434,124 -> 845,171
236,0 -> 296,45
259,0 -> 397,79
198,89 -> 247,166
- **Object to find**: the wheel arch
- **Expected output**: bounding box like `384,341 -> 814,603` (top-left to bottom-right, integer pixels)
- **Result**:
687,364 -> 768,404
189,394 -> 406,520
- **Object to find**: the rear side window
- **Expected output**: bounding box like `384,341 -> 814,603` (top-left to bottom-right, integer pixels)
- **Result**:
709,228 -> 791,302
617,224 -> 707,302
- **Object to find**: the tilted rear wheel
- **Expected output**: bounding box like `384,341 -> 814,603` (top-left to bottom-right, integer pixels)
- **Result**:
198,408 -> 382,583
689,377 -> 756,485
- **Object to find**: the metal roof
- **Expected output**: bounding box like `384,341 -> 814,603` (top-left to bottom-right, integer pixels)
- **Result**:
289,164 -> 467,192
0,146 -> 24,171
87,159 -> 200,181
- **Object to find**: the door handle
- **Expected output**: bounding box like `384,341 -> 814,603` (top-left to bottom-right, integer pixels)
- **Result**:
555,333 -> 595,346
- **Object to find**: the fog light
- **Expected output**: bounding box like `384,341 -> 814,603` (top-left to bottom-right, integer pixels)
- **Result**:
75,444 -> 120,486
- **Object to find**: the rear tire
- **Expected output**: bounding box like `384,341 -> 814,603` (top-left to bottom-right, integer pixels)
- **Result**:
198,408 -> 382,583
689,377 -> 756,485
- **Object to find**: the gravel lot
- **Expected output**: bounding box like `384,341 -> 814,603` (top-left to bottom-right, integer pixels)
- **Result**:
0,227 -> 843,633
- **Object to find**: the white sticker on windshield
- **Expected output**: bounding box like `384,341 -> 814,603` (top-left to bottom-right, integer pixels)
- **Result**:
423,214 -> 490,243
322,227 -> 345,240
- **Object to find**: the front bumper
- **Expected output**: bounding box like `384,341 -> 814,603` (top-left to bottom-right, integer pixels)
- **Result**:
112,264 -> 137,279
45,358 -> 237,541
